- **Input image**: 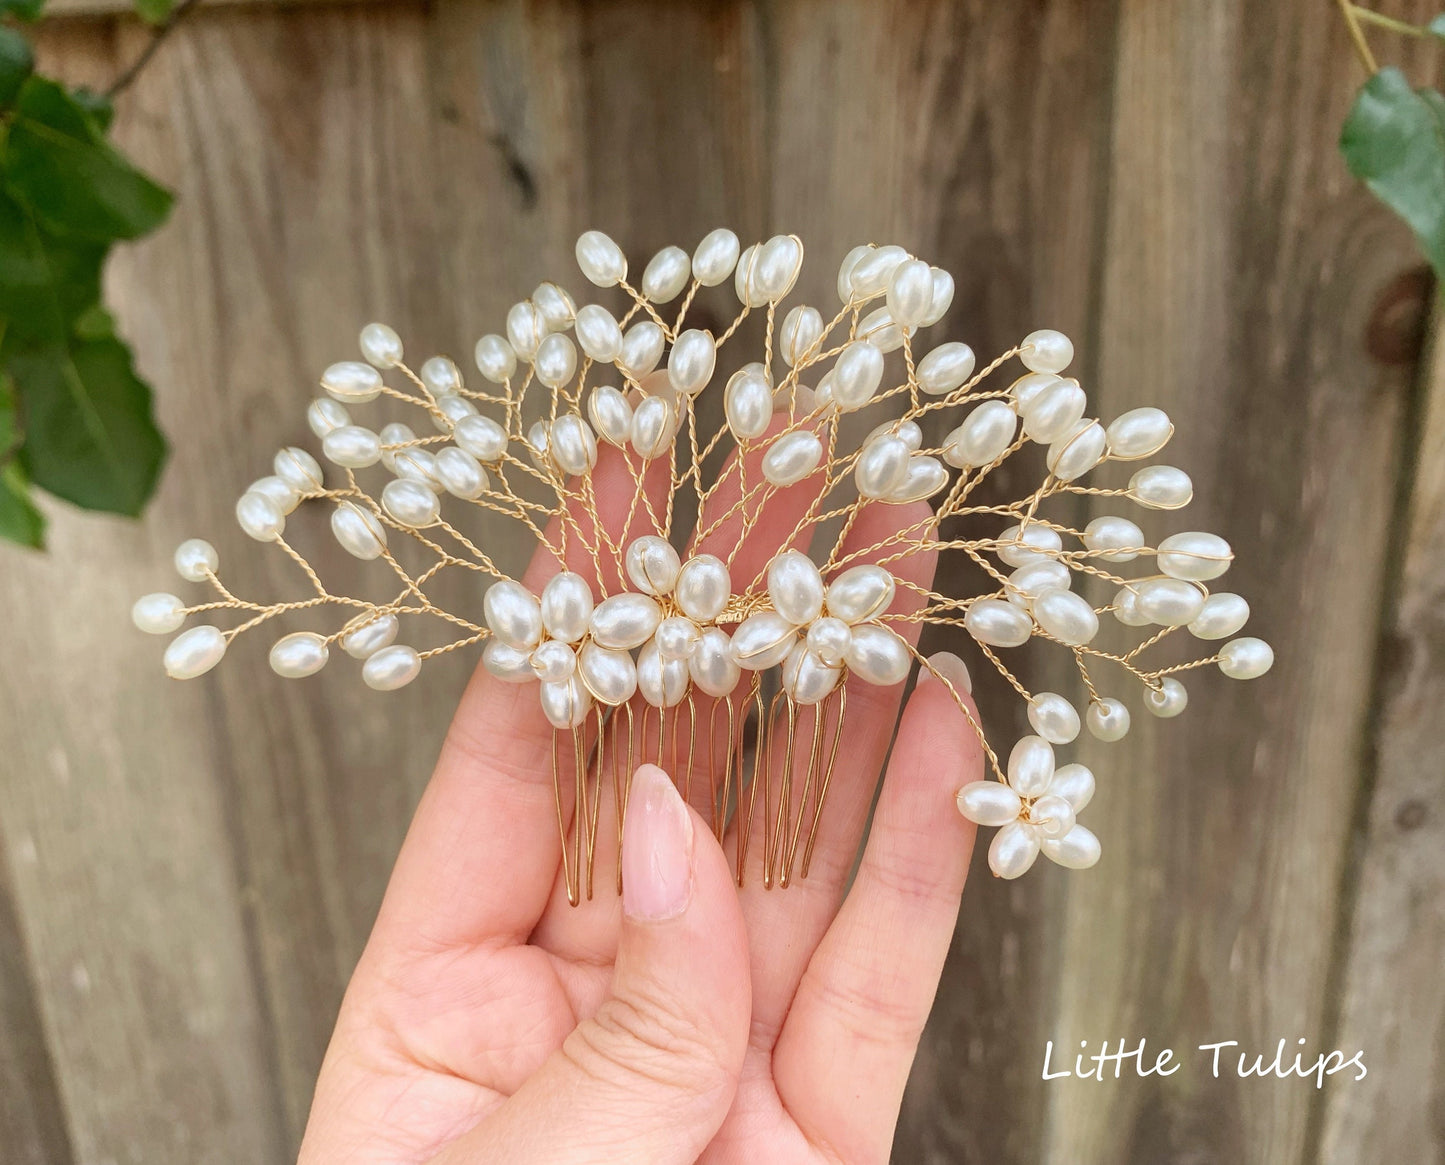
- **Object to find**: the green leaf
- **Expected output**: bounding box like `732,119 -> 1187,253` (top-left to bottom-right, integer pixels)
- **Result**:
7,334 -> 166,515
0,0 -> 46,23
69,87 -> 114,133
1340,67 -> 1445,276
0,26 -> 34,109
72,302 -> 116,341
2,76 -> 173,242
133,0 -> 173,24
0,378 -> 43,547
0,187 -> 106,347
1429,14 -> 1445,39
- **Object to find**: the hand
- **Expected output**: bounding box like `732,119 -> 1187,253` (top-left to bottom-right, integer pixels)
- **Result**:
298,434 -> 984,1165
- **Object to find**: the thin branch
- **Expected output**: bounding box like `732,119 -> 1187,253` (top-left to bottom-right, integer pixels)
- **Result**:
1336,0 -> 1381,75
105,0 -> 205,101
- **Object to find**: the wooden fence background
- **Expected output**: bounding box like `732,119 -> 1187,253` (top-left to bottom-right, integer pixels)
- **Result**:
2,0 -> 1443,1161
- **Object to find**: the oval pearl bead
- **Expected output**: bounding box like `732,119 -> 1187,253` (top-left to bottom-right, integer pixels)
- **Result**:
1157,531 -> 1232,582
730,612 -> 798,669
590,593 -> 663,650
629,396 -> 677,459
780,304 -> 824,367
1129,465 -> 1193,509
805,616 -> 852,666
533,332 -> 578,389
996,522 -> 1063,567
133,592 -> 185,635
835,244 -> 872,303
331,501 -> 388,560
576,230 -> 626,286
482,639 -> 533,683
1007,735 -> 1055,797
540,572 -> 595,643
434,446 -> 489,499
724,368 -> 774,440
755,234 -> 803,301
163,625 -> 227,679
886,258 -> 935,327
1028,692 -> 1080,744
642,245 -> 691,302
733,244 -> 765,306
1049,763 -> 1096,811
845,622 -> 912,686
1006,560 -> 1071,609
655,615 -> 701,662
573,304 -> 623,363
1022,379 -> 1087,444
484,580 -> 543,650
989,822 -> 1041,879
1136,577 -> 1206,626
363,645 -> 421,691
943,401 -> 1017,468
887,456 -> 948,503
1030,794 -> 1075,840
274,446 -> 324,492
831,341 -> 886,410
474,334 -> 517,383
626,535 -> 682,595
667,328 -> 716,396
420,355 -> 463,397
1084,516 -> 1144,563
1010,372 -> 1061,411
588,385 -> 633,446
378,422 -> 416,471
916,341 -> 977,396
826,563 -> 895,624
236,491 -> 285,541
359,322 -> 403,369
1145,676 -> 1189,718
1112,585 -> 1152,626
1086,698 -> 1131,742
848,244 -> 908,298
1189,592 -> 1249,640
392,447 -> 440,487
529,639 -> 576,683
1020,329 -> 1073,374
762,430 -> 823,486
675,555 -> 731,621
453,414 -> 508,462
690,628 -> 741,698
921,267 -> 955,326
433,394 -> 478,433
307,397 -> 350,438
636,641 -> 690,708
322,361 -> 382,403
1218,636 -> 1274,679
867,417 -> 923,452
965,598 -> 1033,647
540,675 -> 592,728
506,301 -> 544,360
782,643 -> 841,705
173,538 -> 218,582
548,415 -> 598,476
1046,419 -> 1107,482
1041,824 -> 1101,869
578,642 -> 638,705
381,479 -> 440,528
531,282 -> 576,331
341,614 -> 398,659
956,781 -> 1023,827
692,228 -> 740,287
1106,407 -> 1172,460
768,550 -> 825,625
855,434 -> 911,498
856,306 -> 908,353
323,425 -> 382,469
269,631 -> 328,678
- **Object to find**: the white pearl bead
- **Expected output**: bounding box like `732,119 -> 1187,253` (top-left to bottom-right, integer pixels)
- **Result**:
830,341 -> 885,410
576,230 -> 627,287
675,555 -> 731,622
163,625 -> 227,679
690,628 -> 741,698
1112,585 -> 1152,626
780,305 -> 824,367
868,418 -> 923,451
943,401 -> 1017,469
653,615 -> 700,662
635,640 -> 690,709
692,228 -> 740,287
1006,560 -> 1071,609
173,538 -> 218,582
363,644 -> 421,691
956,781 -> 1023,827
1007,735 -> 1055,796
133,592 -> 185,634
1136,577 -> 1206,626
755,234 -> 803,300
269,631 -> 329,678
274,446 -> 324,492
762,430 -> 823,486
393,445 -> 440,486
1129,465 -> 1193,509
845,622 -> 912,685
548,415 -> 598,476
1022,379 -> 1087,444
768,549 -> 825,625
578,641 -> 638,705
1046,419 -> 1107,482
1157,531 -> 1232,582
341,614 -> 398,659
590,592 -> 663,650
625,535 -> 681,596
474,334 -> 517,383
1084,516 -> 1144,563
381,478 -> 439,527
540,674 -> 593,727
588,385 -> 632,447
236,491 -> 285,541
1041,824 -> 1101,869
836,244 -> 872,302
1010,372 -> 1061,411
619,321 -> 666,380
782,642 -> 842,705
965,597 -> 1034,647
825,564 -> 895,624
887,455 -> 948,504
482,639 -> 533,683
323,425 -> 382,469
1218,636 -> 1274,679
1145,676 -> 1188,718
420,355 -> 463,397
920,268 -> 955,326
667,328 -> 716,396
331,501 -> 387,560
506,301 -> 544,361
484,580 -> 543,650
434,446 -> 488,499
378,422 -> 416,471
307,397 -> 350,438
531,282 -> 577,331
453,414 -> 508,463
730,611 -> 798,669
856,305 -> 909,353
989,821 -> 1041,879
886,258 -> 935,327
1030,794 -> 1075,840
1020,329 -> 1073,374
855,434 -> 911,498
1049,763 -> 1095,811
642,246 -> 691,302
537,572 -> 592,644
848,244 -> 908,298
529,638 -> 576,683
359,322 -> 403,369
996,522 -> 1063,567
1028,692 -> 1080,744
1106,407 -> 1172,460
433,394 -> 478,433
629,396 -> 677,460
1189,592 -> 1249,640
1086,697 -> 1131,742
533,332 -> 578,389
804,615 -> 853,667
724,367 -> 773,440
916,341 -> 977,396
321,361 -> 383,403
573,304 -> 623,363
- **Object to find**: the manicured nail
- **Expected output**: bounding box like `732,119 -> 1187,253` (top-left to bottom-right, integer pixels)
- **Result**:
923,650 -> 972,694
622,764 -> 694,921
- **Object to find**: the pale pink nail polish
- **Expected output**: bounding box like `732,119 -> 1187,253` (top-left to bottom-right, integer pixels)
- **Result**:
622,764 -> 694,921
922,650 -> 972,694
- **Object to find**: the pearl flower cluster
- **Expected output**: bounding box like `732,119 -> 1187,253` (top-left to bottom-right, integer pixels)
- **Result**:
133,226 -> 1271,888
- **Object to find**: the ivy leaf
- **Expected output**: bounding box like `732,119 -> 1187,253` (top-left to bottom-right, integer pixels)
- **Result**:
0,0 -> 46,22
2,76 -> 173,242
0,26 -> 34,109
0,187 -> 106,347
1340,66 -> 1445,276
0,377 -> 44,547
133,0 -> 173,24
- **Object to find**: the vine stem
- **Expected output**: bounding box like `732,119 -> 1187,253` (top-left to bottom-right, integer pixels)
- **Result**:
1336,0 -> 1381,74
106,0 -> 205,100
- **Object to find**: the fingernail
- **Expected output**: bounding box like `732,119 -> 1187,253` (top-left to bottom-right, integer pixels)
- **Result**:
622,764 -> 694,921
922,650 -> 972,695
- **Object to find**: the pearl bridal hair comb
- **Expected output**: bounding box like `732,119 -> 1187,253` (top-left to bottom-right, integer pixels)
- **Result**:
132,228 -> 1272,900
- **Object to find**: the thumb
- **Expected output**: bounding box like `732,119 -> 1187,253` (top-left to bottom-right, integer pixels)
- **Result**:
431,764 -> 751,1165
